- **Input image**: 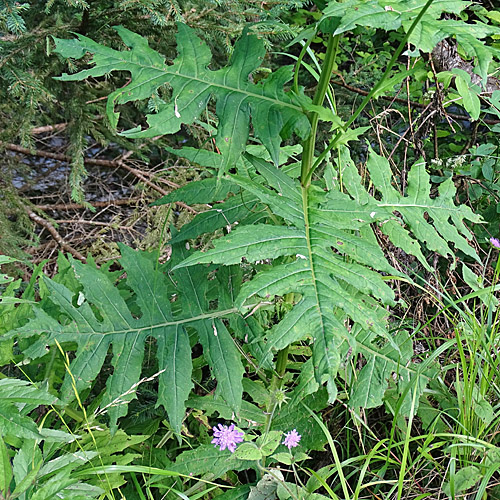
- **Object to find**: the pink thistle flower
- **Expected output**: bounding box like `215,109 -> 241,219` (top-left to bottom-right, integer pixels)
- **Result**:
211,423 -> 244,453
282,429 -> 301,449
490,237 -> 500,249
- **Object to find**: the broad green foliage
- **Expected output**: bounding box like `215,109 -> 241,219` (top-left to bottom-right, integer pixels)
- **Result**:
0,373 -> 107,499
3,0 -> 500,497
174,149 -> 477,404
53,23 -> 311,176
3,0 -> 490,467
2,441 -> 103,500
346,148 -> 481,265
153,144 -> 302,242
0,422 -> 148,499
9,245 -> 243,435
0,379 -> 60,440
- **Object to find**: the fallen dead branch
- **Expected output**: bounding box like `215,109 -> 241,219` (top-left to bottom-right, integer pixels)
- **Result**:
31,123 -> 68,135
26,208 -> 87,263
2,141 -> 196,213
3,141 -> 123,167
36,197 -> 144,211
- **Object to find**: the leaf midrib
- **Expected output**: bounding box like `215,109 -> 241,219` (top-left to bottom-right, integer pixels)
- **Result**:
83,53 -> 303,113
301,185 -> 331,369
378,202 -> 463,211
34,308 -> 237,338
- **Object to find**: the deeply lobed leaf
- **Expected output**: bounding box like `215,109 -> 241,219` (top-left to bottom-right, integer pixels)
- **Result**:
9,244 -> 242,434
53,23 -> 311,175
174,149 -> 479,407
323,0 -> 500,85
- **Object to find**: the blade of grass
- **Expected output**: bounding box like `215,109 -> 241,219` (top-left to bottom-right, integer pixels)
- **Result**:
301,401 -> 351,500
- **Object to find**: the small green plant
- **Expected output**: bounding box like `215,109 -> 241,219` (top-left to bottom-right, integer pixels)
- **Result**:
0,376 -> 101,500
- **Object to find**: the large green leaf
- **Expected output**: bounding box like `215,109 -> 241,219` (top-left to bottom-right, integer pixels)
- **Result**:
168,191 -> 265,244
323,0 -> 469,34
169,444 -> 255,479
351,328 -> 438,411
53,23 -> 310,174
9,245 -> 240,434
357,148 -> 481,264
171,242 -> 245,413
175,149 -> 479,407
154,144 -> 299,243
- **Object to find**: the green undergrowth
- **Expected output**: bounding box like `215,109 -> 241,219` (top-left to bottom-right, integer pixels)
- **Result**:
2,0 -> 500,499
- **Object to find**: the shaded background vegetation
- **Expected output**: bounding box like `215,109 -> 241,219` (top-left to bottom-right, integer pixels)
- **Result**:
2,1 -> 500,498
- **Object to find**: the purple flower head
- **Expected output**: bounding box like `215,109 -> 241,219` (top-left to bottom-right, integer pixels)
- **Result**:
282,429 -> 301,450
490,237 -> 500,249
211,423 -> 244,453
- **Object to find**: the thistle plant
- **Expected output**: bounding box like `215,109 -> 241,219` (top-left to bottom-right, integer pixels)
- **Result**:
4,2 -> 498,492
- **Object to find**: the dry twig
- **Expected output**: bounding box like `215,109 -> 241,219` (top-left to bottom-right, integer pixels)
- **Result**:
26,208 -> 87,262
31,123 -> 68,135
2,141 -> 197,213
35,197 -> 144,211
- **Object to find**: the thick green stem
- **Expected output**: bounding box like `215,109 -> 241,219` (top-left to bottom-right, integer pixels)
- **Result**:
263,293 -> 294,433
264,344 -> 290,433
305,0 -> 436,184
264,27 -> 341,444
300,33 -> 339,188
275,344 -> 290,378
262,344 -> 290,470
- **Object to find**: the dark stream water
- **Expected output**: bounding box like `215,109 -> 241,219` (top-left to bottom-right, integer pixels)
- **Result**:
8,136 -> 152,257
